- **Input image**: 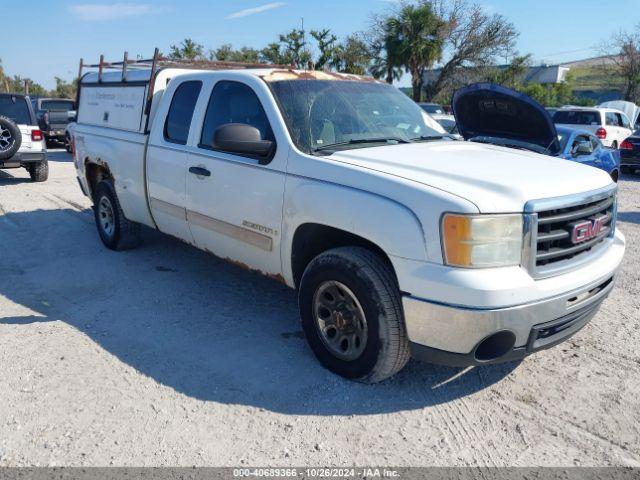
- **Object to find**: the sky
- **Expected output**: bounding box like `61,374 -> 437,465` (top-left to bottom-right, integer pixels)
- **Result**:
1,0 -> 639,90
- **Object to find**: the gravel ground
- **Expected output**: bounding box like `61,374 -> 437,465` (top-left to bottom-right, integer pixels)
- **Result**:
0,151 -> 639,467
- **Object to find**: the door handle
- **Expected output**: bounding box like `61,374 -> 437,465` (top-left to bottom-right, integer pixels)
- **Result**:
189,166 -> 211,177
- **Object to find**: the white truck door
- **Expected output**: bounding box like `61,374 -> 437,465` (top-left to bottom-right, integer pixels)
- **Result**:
147,80 -> 203,243
185,79 -> 286,277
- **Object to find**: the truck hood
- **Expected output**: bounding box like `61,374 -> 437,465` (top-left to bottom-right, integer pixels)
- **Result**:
329,141 -> 613,213
452,83 -> 560,155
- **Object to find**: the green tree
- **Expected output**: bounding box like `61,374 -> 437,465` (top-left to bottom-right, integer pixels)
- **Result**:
211,44 -> 260,63
169,38 -> 205,60
310,29 -> 338,70
423,0 -> 518,101
367,15 -> 403,84
260,42 -> 286,64
259,29 -> 313,67
279,29 -> 312,67
487,54 -> 531,89
332,35 -> 371,75
378,3 -> 447,100
53,77 -> 77,99
603,25 -> 640,103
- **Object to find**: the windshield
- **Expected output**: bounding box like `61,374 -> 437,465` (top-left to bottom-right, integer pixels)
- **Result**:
554,110 -> 600,126
557,131 -> 570,152
41,100 -> 75,111
268,80 -> 443,154
436,118 -> 457,134
0,96 -> 32,125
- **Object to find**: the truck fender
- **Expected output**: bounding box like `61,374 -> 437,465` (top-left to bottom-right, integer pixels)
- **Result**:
281,178 -> 427,286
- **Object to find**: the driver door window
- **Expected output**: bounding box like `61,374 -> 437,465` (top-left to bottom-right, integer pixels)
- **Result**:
199,80 -> 275,160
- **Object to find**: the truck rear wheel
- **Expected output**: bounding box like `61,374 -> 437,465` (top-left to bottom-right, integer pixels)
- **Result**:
94,180 -> 141,250
298,246 -> 410,383
27,160 -> 49,182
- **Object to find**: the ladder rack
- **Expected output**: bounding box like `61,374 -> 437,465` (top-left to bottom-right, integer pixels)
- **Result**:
77,48 -> 288,84
76,49 -> 289,133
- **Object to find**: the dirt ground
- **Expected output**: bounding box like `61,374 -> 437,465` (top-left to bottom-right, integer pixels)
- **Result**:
0,151 -> 639,467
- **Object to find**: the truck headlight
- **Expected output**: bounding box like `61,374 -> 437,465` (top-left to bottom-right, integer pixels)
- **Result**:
441,214 -> 523,268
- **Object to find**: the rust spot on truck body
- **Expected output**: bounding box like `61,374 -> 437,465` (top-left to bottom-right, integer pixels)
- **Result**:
260,69 -> 380,84
202,249 -> 289,287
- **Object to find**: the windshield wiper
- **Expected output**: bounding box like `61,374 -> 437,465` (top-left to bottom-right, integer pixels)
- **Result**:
312,137 -> 411,152
411,135 -> 445,142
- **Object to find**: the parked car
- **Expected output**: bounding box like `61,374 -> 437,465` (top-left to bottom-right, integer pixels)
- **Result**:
556,127 -> 621,182
553,107 -> 633,150
32,97 -> 76,146
0,93 -> 48,182
452,84 -> 620,181
431,114 -> 462,140
620,131 -> 640,174
545,107 -> 559,118
70,57 -> 624,382
418,102 -> 445,114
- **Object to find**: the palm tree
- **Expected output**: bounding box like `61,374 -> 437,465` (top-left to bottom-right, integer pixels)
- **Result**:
387,4 -> 446,101
367,17 -> 403,84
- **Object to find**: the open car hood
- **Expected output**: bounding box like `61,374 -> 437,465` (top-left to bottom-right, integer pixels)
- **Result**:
452,83 -> 560,155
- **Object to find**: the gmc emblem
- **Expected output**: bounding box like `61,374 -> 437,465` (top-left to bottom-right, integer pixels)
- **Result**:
571,215 -> 609,244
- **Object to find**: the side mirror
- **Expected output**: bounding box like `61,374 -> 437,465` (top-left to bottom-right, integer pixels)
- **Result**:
574,141 -> 593,156
213,123 -> 275,163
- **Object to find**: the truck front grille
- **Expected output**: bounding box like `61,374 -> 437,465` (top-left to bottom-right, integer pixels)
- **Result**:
526,188 -> 617,277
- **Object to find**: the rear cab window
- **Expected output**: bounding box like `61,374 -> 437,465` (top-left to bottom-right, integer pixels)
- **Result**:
164,81 -> 203,145
553,110 -> 601,126
0,95 -> 33,125
40,100 -> 75,111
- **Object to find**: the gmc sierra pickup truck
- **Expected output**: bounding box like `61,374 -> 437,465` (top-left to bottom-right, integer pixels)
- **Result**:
69,54 -> 625,382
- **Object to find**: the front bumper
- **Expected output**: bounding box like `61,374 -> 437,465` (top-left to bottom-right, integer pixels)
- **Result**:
396,229 -> 625,366
405,274 -> 613,366
0,151 -> 46,168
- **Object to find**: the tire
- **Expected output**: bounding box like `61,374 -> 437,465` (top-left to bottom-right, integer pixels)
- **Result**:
612,141 -> 618,150
610,170 -> 619,183
93,180 -> 141,250
27,160 -> 49,182
0,116 -> 21,160
299,246 -> 410,383
65,133 -> 72,153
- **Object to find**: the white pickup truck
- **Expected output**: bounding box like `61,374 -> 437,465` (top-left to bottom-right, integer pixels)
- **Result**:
70,56 -> 625,382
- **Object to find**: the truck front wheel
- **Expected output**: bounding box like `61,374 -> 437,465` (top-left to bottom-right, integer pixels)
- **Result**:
93,180 -> 141,251
299,247 -> 410,383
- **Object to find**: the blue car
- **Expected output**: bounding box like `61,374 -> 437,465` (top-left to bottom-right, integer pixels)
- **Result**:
452,83 -> 621,182
556,126 -> 621,182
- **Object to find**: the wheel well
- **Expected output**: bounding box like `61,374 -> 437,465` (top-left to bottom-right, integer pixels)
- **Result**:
85,161 -> 113,200
291,223 -> 397,288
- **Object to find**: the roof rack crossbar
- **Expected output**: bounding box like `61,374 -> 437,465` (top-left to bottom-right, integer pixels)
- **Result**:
77,48 -> 290,84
